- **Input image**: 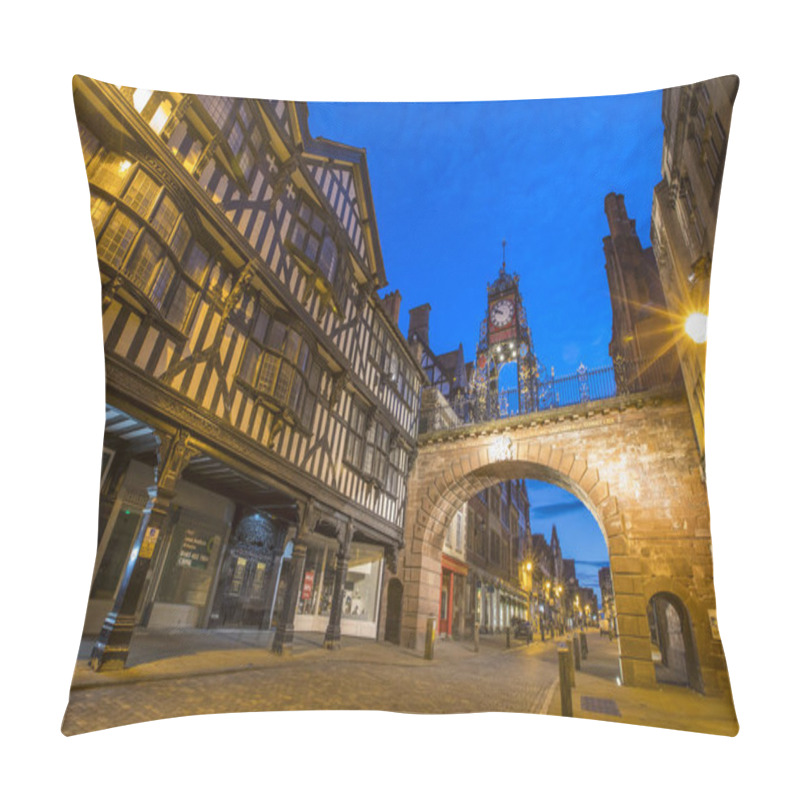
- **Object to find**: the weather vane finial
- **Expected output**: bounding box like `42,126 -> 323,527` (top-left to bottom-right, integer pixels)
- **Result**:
502,239 -> 506,273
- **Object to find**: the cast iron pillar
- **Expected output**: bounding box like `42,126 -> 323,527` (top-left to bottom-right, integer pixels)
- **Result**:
90,430 -> 197,671
323,522 -> 354,650
272,503 -> 315,656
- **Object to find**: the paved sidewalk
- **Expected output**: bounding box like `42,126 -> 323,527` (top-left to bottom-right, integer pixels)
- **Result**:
68,627 -> 531,690
543,630 -> 739,736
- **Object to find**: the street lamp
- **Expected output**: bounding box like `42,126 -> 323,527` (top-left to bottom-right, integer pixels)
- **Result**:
684,312 -> 708,344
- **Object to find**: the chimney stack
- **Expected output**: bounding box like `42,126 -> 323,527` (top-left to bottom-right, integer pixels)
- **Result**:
408,303 -> 431,347
381,289 -> 402,326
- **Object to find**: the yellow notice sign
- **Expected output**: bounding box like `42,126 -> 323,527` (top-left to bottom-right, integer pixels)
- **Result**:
140,526 -> 160,559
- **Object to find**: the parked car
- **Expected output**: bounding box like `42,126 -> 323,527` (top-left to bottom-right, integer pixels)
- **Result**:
512,618 -> 533,642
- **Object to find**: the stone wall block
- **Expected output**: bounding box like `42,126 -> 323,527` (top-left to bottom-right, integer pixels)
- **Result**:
568,458 -> 588,484
616,613 -> 651,638
589,481 -> 610,507
617,632 -> 652,661
611,556 -> 643,576
614,574 -> 644,596
614,593 -> 646,616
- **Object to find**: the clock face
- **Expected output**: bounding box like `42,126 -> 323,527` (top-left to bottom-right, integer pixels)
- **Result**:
490,298 -> 515,328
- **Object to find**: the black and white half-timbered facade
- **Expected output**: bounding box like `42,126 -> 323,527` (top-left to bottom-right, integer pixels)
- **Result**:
73,77 -> 424,669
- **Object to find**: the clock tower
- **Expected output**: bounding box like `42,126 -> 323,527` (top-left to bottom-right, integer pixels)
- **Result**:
471,243 -> 540,417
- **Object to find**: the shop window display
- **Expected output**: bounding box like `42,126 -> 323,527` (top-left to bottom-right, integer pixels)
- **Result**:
294,534 -> 384,636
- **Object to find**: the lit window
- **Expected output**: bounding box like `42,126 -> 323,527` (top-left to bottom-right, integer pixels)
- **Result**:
149,100 -> 172,134
90,194 -> 111,233
123,170 -> 160,217
132,88 -> 153,113
90,152 -> 133,195
97,211 -> 138,268
151,195 -> 179,240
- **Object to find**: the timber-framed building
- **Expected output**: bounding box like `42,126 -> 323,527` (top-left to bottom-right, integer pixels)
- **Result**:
74,77 -> 424,668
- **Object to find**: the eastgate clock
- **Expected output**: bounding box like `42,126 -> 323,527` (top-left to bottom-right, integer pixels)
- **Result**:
490,298 -> 515,328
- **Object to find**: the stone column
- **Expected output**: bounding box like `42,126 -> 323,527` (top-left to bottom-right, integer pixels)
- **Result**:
324,522 -> 354,650
90,430 -> 197,671
271,503 -> 316,655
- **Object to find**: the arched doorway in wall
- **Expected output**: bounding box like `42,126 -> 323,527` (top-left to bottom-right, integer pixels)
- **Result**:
647,591 -> 703,693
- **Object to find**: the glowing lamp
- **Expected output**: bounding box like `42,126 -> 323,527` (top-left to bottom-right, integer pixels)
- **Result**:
684,312 -> 708,344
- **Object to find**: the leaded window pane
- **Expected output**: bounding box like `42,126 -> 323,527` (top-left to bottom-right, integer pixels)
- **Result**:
362,445 -> 373,474
319,236 -> 339,281
184,242 -> 209,283
90,194 -> 111,234
97,211 -> 138,268
165,280 -> 196,331
124,232 -> 162,293
259,353 -> 279,394
151,195 -> 180,240
170,218 -> 191,261
273,361 -> 294,403
199,95 -> 234,129
304,236 -> 319,261
239,101 -> 251,128
284,330 -> 301,363
91,152 -> 133,196
253,308 -> 270,343
149,260 -> 175,310
228,121 -> 244,155
239,146 -> 253,179
290,223 -> 306,250
267,320 -> 286,352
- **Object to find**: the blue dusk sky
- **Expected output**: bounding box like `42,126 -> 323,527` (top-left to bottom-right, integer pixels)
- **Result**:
307,93 -> 665,596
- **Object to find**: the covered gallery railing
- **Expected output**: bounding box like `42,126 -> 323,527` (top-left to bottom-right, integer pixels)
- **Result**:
418,356 -> 680,435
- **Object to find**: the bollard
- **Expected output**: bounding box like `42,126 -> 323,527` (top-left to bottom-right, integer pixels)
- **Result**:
558,646 -> 573,717
506,626 -> 511,648
567,639 -> 576,686
573,635 -> 582,671
474,622 -> 480,652
540,623 -> 545,642
424,618 -> 436,660
580,631 -> 588,659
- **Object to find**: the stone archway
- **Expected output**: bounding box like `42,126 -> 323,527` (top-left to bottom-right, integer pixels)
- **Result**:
647,591 -> 703,693
399,394 -> 731,695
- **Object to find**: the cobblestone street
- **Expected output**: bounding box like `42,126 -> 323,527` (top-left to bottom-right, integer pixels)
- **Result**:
63,632 -> 559,735
62,629 -> 738,736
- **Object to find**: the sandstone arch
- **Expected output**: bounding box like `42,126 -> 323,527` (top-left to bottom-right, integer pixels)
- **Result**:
399,394 -> 732,695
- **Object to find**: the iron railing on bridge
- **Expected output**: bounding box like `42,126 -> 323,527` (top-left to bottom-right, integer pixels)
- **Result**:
419,356 -> 679,435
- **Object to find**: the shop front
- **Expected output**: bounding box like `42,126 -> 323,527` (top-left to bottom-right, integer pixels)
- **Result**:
84,458 -> 235,634
294,533 -> 385,639
439,553 -> 468,638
